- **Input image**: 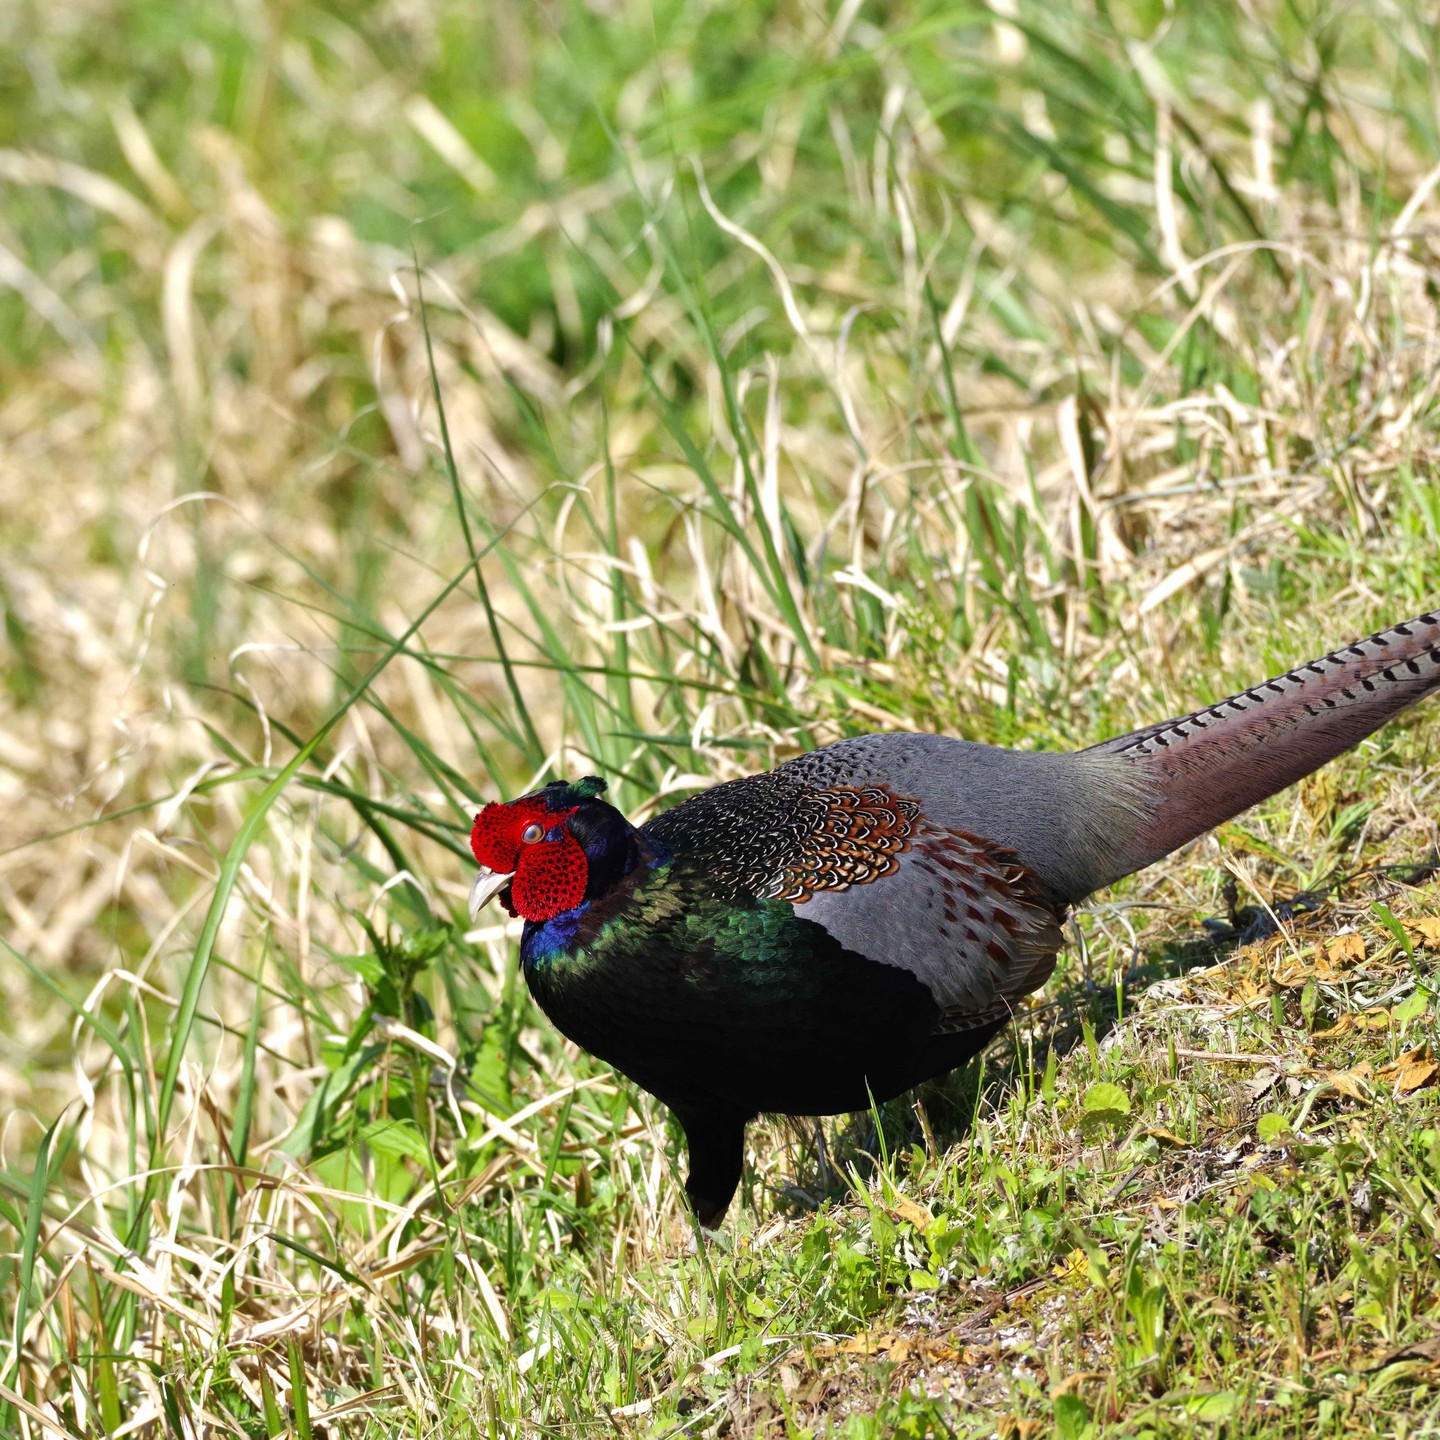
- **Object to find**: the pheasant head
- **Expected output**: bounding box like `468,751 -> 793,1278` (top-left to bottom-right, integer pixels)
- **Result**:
468,776 -> 637,923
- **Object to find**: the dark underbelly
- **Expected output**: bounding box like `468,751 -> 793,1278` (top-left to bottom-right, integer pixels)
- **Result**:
524,932 -> 1006,1120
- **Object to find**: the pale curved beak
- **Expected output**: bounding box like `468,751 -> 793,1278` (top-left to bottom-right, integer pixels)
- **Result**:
468,867 -> 514,921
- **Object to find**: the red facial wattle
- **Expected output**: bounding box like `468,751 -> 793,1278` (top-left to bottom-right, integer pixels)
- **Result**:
470,796 -> 551,873
470,797 -> 588,922
509,828 -> 588,920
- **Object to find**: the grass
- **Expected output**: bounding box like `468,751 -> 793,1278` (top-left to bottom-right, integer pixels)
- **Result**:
4,0 -> 1440,1434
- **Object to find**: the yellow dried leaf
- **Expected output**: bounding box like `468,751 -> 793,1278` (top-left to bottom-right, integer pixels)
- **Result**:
1301,771 -> 1340,822
1377,1046 -> 1439,1096
1315,1009 -> 1391,1038
1053,1247 -> 1087,1280
1406,917 -> 1440,950
1269,959 -> 1312,989
887,1195 -> 934,1230
1143,1127 -> 1190,1148
1367,1336 -> 1440,1370
812,1329 -> 896,1359
1327,1063 -> 1374,1102
1326,933 -> 1367,966
998,1416 -> 1045,1440
815,1330 -> 959,1366
1053,1370 -> 1110,1396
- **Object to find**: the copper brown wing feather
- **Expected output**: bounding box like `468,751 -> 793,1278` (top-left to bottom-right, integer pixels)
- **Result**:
641,772 -> 1064,1026
641,772 -> 920,901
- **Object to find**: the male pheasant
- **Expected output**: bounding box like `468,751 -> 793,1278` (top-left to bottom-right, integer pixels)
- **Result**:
468,606 -> 1440,1226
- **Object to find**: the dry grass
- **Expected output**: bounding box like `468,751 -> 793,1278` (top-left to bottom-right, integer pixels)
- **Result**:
5,1 -> 1440,1435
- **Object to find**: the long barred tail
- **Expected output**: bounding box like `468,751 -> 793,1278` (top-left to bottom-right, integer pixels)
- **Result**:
1084,605 -> 1440,885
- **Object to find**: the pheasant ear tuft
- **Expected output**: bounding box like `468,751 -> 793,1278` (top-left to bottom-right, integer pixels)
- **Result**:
571,775 -> 608,800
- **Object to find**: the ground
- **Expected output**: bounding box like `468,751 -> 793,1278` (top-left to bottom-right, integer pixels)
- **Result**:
4,1 -> 1440,1436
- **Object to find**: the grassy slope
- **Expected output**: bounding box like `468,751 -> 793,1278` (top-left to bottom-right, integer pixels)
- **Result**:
4,0 -> 1440,1435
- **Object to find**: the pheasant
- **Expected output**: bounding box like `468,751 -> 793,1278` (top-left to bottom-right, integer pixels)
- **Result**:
468,607 -> 1440,1226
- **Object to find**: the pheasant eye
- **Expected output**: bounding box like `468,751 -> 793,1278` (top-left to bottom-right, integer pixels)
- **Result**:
520,822 -> 545,844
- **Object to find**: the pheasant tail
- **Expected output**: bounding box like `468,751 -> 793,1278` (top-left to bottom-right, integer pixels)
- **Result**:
1084,604 -> 1440,887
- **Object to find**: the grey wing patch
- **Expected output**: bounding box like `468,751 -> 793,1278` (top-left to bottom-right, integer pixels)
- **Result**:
793,825 -> 1065,1029
774,731 -> 1156,909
